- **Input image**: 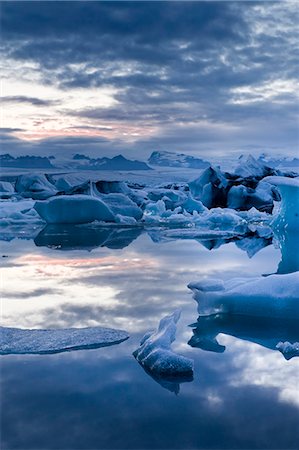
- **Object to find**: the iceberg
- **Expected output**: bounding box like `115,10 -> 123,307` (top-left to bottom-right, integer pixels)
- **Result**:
0,325 -> 129,355
189,166 -> 228,208
234,154 -> 275,179
227,181 -> 277,213
15,174 -> 58,200
133,310 -> 194,379
264,176 -> 299,231
96,193 -> 143,220
0,200 -> 42,225
34,195 -> 115,224
148,150 -> 210,169
0,181 -> 15,199
188,272 -> 299,319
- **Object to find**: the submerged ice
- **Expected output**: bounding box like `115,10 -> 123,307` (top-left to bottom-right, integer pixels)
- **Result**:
0,326 -> 129,355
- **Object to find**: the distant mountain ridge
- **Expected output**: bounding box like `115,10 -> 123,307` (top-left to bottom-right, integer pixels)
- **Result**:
72,154 -> 152,171
148,151 -> 210,169
0,153 -> 152,171
0,154 -> 54,168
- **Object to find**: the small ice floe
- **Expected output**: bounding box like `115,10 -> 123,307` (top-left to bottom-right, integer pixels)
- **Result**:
276,341 -> 299,360
188,272 -> 299,319
0,326 -> 129,355
133,310 -> 194,388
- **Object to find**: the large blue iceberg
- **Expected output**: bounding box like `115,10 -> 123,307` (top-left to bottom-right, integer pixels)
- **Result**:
188,272 -> 299,319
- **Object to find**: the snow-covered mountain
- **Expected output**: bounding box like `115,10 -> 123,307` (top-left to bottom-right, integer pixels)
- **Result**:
148,151 -> 210,169
0,154 -> 54,169
72,154 -> 152,171
0,153 -> 152,171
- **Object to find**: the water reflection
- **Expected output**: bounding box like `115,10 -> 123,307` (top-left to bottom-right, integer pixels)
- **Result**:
189,314 -> 299,359
1,224 -> 299,449
34,224 -> 142,250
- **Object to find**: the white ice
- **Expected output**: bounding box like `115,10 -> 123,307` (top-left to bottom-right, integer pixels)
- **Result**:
234,154 -> 270,178
0,326 -> 129,355
133,310 -> 194,378
188,272 -> 299,319
0,200 -> 42,225
15,174 -> 58,200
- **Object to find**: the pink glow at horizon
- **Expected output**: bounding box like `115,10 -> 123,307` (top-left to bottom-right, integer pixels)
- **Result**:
14,123 -> 158,142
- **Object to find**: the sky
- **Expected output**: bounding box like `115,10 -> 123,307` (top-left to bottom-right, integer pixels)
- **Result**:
1,1 -> 298,160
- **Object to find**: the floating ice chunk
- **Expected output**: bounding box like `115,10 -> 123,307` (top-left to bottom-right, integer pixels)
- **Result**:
181,193 -> 207,214
133,310 -> 194,379
54,177 -> 73,192
97,193 -> 143,220
227,185 -> 247,210
94,180 -> 131,195
15,174 -> 58,200
0,326 -> 129,355
34,195 -> 115,224
234,154 -> 272,178
188,272 -> 299,319
0,181 -> 15,199
189,166 -> 228,208
264,176 -> 299,231
0,200 -> 42,225
115,214 -> 138,225
276,341 -> 299,360
147,188 -> 187,209
227,181 -> 276,212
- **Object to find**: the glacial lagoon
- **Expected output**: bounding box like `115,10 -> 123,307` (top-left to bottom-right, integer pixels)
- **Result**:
1,225 -> 299,449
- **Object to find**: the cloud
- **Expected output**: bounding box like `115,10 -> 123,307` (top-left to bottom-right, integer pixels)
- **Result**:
2,96 -> 59,106
1,1 -> 298,158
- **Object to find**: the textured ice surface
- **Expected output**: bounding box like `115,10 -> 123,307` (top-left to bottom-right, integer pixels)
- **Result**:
188,272 -> 299,319
148,150 -> 209,169
34,195 -> 115,224
15,174 -> 58,200
0,181 -> 15,199
276,341 -> 299,360
0,200 -> 42,225
133,310 -> 194,379
0,326 -> 129,355
234,154 -> 272,178
264,176 -> 299,231
227,181 -> 276,212
96,193 -> 143,220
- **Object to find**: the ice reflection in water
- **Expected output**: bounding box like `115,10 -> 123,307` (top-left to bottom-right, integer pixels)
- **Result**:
1,223 -> 299,449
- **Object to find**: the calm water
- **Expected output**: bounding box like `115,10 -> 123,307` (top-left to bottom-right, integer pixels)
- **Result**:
1,226 -> 299,449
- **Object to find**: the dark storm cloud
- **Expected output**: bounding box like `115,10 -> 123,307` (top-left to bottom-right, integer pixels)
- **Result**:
1,1 -> 298,156
0,132 -> 129,157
